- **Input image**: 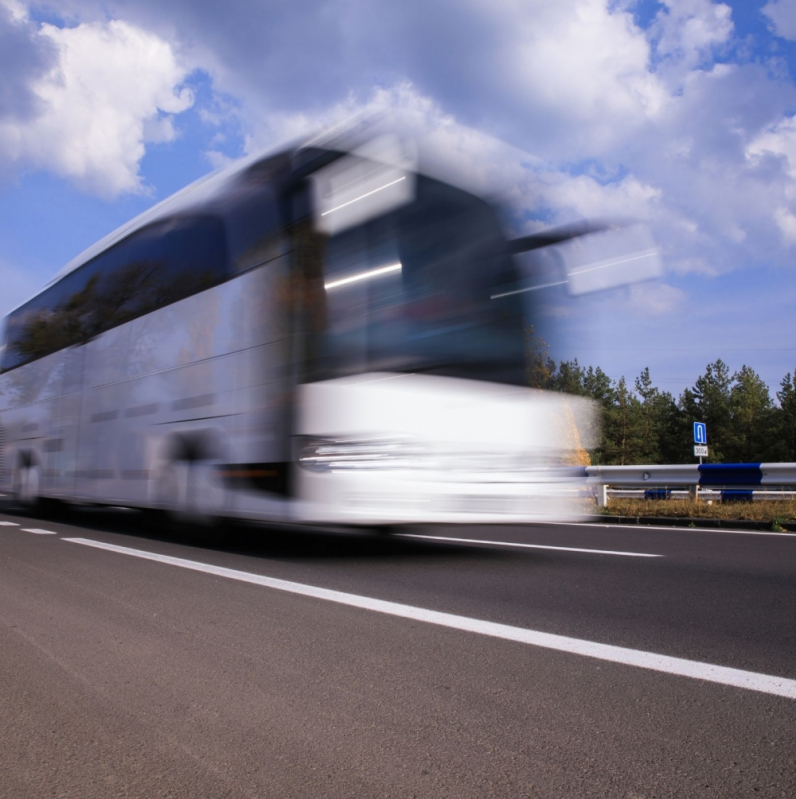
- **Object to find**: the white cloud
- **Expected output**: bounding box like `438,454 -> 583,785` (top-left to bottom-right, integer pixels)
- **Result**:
747,114 -> 796,179
666,255 -> 718,277
762,0 -> 796,41
537,172 -> 661,221
0,18 -> 194,198
483,0 -> 667,149
625,282 -> 686,316
652,0 -> 733,71
0,2 -> 55,125
0,0 -> 27,22
774,206 -> 796,246
3,0 -> 796,281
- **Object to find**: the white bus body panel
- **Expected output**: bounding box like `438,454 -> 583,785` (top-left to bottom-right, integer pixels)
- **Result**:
0,258 -> 294,519
293,373 -> 594,525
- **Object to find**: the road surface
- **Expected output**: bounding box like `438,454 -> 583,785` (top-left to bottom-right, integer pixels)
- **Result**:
1,503 -> 794,798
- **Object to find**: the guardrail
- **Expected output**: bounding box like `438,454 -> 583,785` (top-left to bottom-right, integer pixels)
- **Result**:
583,463 -> 796,507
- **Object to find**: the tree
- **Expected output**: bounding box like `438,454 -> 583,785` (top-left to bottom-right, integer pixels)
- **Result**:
583,365 -> 614,407
655,390 -> 687,463
524,324 -> 556,389
551,359 -> 587,396
578,366 -> 615,464
603,376 -> 644,464
680,359 -> 733,462
728,365 -> 774,462
775,371 -> 796,461
634,367 -> 660,462
632,367 -> 685,463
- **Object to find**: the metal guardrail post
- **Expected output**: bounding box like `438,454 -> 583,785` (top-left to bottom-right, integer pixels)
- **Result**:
689,484 -> 699,502
596,484 -> 608,508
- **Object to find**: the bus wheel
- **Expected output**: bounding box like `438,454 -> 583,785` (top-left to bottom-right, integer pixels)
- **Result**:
160,458 -> 226,528
13,463 -> 40,509
184,460 -> 226,524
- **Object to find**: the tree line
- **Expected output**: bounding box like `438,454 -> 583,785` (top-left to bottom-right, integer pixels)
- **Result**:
526,331 -> 796,464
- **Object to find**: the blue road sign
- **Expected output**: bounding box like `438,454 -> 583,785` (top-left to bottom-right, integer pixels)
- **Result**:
694,422 -> 707,444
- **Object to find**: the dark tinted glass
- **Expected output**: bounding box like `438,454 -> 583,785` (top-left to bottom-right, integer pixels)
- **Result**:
304,177 -> 526,385
1,215 -> 228,372
222,183 -> 284,273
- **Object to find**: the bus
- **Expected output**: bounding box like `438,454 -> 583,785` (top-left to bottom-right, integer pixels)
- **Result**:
0,129 -> 599,528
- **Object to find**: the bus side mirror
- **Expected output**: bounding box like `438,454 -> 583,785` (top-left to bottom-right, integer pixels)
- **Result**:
509,220 -> 663,296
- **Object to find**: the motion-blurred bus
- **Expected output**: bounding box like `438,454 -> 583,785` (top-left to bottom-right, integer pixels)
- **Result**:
0,129 -> 614,528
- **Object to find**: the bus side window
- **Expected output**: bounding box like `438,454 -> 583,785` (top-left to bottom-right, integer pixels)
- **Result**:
160,216 -> 228,301
223,185 -> 284,274
98,216 -> 228,323
0,215 -> 229,373
1,262 -> 104,371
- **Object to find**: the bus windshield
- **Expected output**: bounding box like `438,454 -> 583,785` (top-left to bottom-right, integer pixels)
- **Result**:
304,177 -> 527,385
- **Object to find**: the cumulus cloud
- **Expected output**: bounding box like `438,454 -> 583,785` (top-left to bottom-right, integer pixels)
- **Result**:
774,207 -> 796,246
651,0 -> 733,73
459,0 -> 667,154
5,0 -> 796,278
0,2 -> 55,123
0,17 -> 194,198
537,173 -> 661,221
747,114 -> 796,179
625,282 -> 687,316
762,0 -> 796,41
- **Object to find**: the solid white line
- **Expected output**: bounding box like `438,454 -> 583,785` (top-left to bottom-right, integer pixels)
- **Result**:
64,537 -> 796,700
546,521 -> 796,538
398,532 -> 661,558
23,528 -> 57,535
0,521 -> 20,526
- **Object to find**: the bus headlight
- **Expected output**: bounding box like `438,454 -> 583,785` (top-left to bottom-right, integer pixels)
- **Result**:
297,437 -> 427,472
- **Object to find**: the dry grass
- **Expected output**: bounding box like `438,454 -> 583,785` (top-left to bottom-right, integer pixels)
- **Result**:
600,498 -> 796,522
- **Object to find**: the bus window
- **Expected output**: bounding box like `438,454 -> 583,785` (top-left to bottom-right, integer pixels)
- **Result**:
1,215 -> 228,373
223,185 -> 285,274
305,176 -> 526,385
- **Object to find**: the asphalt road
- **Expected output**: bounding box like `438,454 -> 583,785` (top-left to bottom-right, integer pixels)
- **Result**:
1,502 -> 794,798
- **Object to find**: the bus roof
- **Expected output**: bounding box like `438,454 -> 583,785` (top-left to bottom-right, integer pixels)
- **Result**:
4,115 -> 513,318
49,150 -> 287,285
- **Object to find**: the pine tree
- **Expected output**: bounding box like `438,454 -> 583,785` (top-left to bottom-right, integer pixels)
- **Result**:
728,365 -> 774,462
524,324 -> 556,389
552,359 -> 587,396
603,376 -> 644,464
680,360 -> 733,462
775,371 -> 796,461
634,367 -> 660,462
655,390 -> 687,463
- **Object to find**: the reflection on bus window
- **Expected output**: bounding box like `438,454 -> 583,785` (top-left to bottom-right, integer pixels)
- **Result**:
306,176 -> 526,385
1,216 -> 228,372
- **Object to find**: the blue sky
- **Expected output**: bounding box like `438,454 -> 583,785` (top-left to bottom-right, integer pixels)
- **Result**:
2,0 -> 796,397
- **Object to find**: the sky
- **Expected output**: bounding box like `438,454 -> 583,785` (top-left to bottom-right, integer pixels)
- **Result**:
2,0 -> 796,398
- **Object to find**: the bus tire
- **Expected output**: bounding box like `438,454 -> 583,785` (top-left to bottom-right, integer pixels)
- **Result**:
158,457 -> 227,529
13,462 -> 40,510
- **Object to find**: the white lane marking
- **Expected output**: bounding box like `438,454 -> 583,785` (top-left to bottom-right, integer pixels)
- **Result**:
23,528 -> 57,535
0,521 -> 20,526
64,537 -> 796,700
398,532 -> 661,558
546,521 -> 796,538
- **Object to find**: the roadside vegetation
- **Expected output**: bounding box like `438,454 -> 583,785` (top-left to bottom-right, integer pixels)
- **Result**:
526,326 -> 796,466
599,497 -> 796,525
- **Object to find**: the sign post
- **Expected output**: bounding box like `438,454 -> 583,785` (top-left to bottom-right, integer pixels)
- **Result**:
693,422 -> 708,464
